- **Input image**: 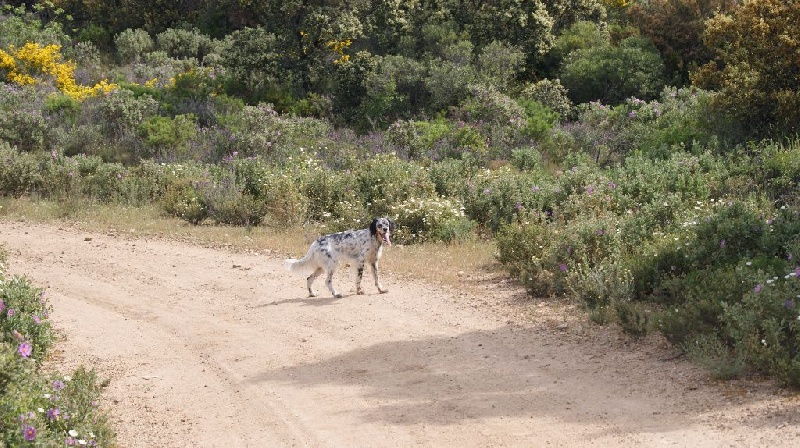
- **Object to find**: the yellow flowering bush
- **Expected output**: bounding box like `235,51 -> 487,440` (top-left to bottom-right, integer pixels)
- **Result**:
0,43 -> 117,100
327,38 -> 351,64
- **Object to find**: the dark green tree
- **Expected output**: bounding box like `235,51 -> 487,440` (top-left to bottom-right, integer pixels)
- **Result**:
692,0 -> 800,139
559,36 -> 667,104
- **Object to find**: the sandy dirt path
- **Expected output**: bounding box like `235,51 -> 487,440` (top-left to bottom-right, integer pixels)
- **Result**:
1,220 -> 798,447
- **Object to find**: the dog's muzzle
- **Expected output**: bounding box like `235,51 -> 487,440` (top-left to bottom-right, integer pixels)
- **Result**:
380,231 -> 392,246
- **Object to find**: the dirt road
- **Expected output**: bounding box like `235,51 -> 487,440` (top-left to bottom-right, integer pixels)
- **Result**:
1,220 -> 797,447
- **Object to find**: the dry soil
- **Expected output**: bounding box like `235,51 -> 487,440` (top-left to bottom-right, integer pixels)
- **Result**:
1,220 -> 798,447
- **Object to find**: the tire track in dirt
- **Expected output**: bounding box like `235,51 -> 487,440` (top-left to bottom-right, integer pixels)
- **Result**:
1,220 -> 798,447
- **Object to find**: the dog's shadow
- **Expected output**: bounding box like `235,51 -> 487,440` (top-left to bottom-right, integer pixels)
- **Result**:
254,295 -> 345,308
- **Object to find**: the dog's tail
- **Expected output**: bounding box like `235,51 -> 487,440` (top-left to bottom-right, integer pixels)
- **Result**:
284,253 -> 314,275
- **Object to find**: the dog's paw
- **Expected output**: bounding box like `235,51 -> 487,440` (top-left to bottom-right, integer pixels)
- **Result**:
334,293 -> 343,298
378,288 -> 388,294
356,289 -> 364,295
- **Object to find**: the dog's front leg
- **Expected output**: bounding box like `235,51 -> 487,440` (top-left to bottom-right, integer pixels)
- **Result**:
372,261 -> 387,293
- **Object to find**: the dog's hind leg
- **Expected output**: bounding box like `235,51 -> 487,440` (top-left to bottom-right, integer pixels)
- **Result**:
325,265 -> 342,298
307,267 -> 323,297
371,261 -> 387,293
355,263 -> 365,295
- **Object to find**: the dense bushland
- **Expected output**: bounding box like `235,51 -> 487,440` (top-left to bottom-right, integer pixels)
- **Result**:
2,0 -> 800,387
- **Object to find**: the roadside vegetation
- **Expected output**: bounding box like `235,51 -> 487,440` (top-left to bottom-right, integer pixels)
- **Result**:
0,247 -> 115,446
1,3 -> 799,434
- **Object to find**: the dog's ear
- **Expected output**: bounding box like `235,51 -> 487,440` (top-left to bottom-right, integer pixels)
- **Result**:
370,218 -> 378,235
388,218 -> 396,232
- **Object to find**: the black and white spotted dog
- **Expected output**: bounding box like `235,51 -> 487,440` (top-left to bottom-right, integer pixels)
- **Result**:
285,217 -> 395,298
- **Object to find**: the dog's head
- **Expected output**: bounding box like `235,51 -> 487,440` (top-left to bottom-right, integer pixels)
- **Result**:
370,217 -> 395,247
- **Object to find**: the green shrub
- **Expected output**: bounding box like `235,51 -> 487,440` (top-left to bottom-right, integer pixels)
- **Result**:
227,158 -> 308,226
560,36 -> 667,105
682,334 -> 745,381
138,114 -> 198,161
354,153 -> 436,217
463,167 -> 552,233
758,138 -> 800,203
302,167 -> 354,222
519,79 -> 573,121
44,94 -> 82,125
565,247 -> 633,306
384,119 -> 488,162
614,300 -> 651,338
225,105 -> 331,162
162,177 -> 209,225
428,157 -> 480,198
95,88 -> 159,140
454,85 -> 528,156
0,8 -> 69,49
496,220 -> 561,296
389,196 -> 474,244
516,99 -> 559,141
0,86 -> 51,152
114,28 -> 154,63
256,171 -> 307,227
425,55 -> 477,112
476,40 -> 525,91
0,144 -> 42,197
155,27 -> 214,61
719,264 -> 800,386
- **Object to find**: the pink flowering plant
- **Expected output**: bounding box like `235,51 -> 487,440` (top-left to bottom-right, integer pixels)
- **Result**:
0,251 -> 115,445
0,275 -> 53,364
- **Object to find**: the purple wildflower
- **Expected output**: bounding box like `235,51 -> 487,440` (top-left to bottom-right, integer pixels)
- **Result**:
720,239 -> 726,248
586,185 -> 595,195
33,315 -> 41,324
0,300 -> 4,313
515,202 -> 523,210
597,228 -> 605,235
7,308 -> 14,317
53,380 -> 65,391
788,253 -> 794,261
608,181 -> 617,189
559,263 -> 568,272
18,342 -> 32,358
785,299 -> 794,310
796,266 -> 800,277
483,188 -> 491,195
23,425 -> 36,441
628,111 -> 636,118
754,284 -> 763,293
47,408 -> 61,421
